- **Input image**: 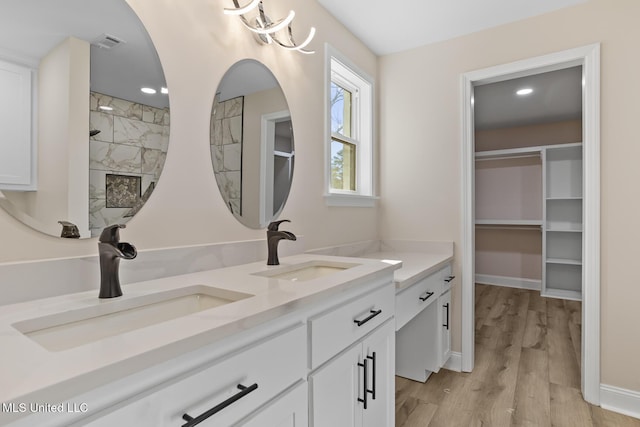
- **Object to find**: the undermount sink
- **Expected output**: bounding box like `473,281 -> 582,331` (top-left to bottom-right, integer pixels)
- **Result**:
12,285 -> 253,352
253,260 -> 360,282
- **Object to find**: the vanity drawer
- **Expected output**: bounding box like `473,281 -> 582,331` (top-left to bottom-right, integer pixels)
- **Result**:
441,264 -> 454,292
309,283 -> 394,369
86,324 -> 306,427
395,273 -> 441,330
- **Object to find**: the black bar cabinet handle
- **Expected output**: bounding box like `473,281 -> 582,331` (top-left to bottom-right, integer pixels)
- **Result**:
419,291 -> 435,302
443,303 -> 450,330
444,275 -> 455,283
366,352 -> 376,400
354,309 -> 382,327
357,358 -> 368,409
181,383 -> 258,427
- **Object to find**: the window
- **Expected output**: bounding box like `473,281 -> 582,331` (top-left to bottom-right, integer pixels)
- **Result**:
325,46 -> 375,206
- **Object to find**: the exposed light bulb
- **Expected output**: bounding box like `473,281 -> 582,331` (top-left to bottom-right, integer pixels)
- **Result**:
141,87 -> 156,94
516,88 -> 533,96
98,105 -> 113,111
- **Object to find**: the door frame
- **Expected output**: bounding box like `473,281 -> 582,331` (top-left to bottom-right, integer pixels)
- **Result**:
460,43 -> 601,404
260,110 -> 292,228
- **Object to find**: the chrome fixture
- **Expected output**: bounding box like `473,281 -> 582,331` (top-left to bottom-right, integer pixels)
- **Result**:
98,224 -> 137,298
224,0 -> 315,54
266,220 -> 296,265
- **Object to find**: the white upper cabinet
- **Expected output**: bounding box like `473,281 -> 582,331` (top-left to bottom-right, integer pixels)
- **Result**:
0,59 -> 35,190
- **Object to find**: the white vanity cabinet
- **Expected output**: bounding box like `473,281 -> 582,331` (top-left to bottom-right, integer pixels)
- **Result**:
81,324 -> 307,427
309,282 -> 395,427
395,263 -> 453,382
310,319 -> 395,427
0,59 -> 35,190
439,287 -> 452,368
238,381 -> 308,427
0,256 -> 399,427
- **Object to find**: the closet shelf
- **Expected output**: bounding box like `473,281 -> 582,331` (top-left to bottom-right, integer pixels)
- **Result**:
546,196 -> 583,200
541,288 -> 582,301
546,227 -> 583,233
476,219 -> 542,226
475,146 -> 541,161
546,258 -> 582,266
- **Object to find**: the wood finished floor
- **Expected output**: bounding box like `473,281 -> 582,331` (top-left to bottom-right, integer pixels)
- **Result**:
395,284 -> 640,427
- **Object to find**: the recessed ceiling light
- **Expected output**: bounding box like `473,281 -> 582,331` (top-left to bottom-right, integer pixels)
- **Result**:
141,87 -> 156,94
98,105 -> 113,111
516,88 -> 533,96
161,87 -> 168,94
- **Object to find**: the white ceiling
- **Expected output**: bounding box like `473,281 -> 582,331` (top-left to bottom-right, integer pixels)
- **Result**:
316,0 -> 588,56
315,0 -> 586,129
474,66 -> 583,130
0,0 -> 167,108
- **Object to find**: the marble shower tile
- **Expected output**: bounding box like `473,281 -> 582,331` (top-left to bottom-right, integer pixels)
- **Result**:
89,111 -> 114,143
223,142 -> 241,171
224,97 -> 243,118
216,171 -> 241,200
89,198 -> 129,230
212,119 -> 223,146
142,105 -> 167,125
89,170 -> 107,199
114,116 -> 165,149
222,116 -> 242,145
141,148 -> 166,177
212,146 -> 224,173
213,99 -> 224,120
229,198 -> 241,216
90,140 -> 141,173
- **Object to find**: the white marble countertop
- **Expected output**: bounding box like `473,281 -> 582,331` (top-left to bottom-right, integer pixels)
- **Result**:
307,240 -> 454,292
359,251 -> 453,291
0,254 -> 399,410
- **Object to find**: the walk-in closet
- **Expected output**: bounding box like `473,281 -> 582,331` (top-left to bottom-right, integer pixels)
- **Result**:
474,66 -> 584,301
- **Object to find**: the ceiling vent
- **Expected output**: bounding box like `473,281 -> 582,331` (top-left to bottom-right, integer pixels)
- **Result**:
92,34 -> 126,49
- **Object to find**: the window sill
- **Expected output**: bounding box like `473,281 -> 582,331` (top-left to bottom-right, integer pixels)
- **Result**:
324,193 -> 378,207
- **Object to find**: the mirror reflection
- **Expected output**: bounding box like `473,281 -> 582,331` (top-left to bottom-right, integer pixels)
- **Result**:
211,60 -> 294,229
0,0 -> 168,238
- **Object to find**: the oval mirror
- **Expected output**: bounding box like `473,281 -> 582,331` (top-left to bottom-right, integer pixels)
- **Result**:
0,0 -> 169,238
211,60 -> 294,229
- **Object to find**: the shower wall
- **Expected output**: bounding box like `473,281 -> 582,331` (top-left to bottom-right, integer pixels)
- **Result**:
210,96 -> 243,215
88,92 -> 170,236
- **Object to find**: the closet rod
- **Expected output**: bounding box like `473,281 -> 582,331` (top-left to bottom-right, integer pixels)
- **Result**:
475,153 -> 541,162
475,225 -> 542,231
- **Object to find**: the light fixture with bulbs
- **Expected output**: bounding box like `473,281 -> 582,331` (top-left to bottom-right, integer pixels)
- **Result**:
224,0 -> 315,54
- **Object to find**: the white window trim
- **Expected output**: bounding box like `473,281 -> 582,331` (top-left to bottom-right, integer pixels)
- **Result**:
324,43 -> 376,207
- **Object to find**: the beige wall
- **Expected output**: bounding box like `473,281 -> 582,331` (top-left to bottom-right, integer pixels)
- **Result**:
379,0 -> 640,392
242,87 -> 289,228
475,119 -> 582,151
4,37 -> 90,237
0,0 -> 379,262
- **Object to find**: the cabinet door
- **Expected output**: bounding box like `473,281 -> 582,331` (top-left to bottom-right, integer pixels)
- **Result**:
0,59 -> 34,189
396,301 -> 439,380
310,343 -> 362,427
440,289 -> 452,367
362,320 -> 395,427
239,381 -> 308,427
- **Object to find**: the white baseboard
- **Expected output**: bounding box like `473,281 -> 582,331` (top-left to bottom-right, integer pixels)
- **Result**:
475,274 -> 541,291
600,384 -> 640,420
443,351 -> 462,372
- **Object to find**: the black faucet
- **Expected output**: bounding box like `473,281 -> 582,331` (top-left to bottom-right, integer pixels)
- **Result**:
267,220 -> 296,266
98,224 -> 137,298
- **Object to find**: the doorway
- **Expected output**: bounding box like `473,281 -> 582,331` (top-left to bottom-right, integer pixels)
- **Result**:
460,44 -> 601,404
